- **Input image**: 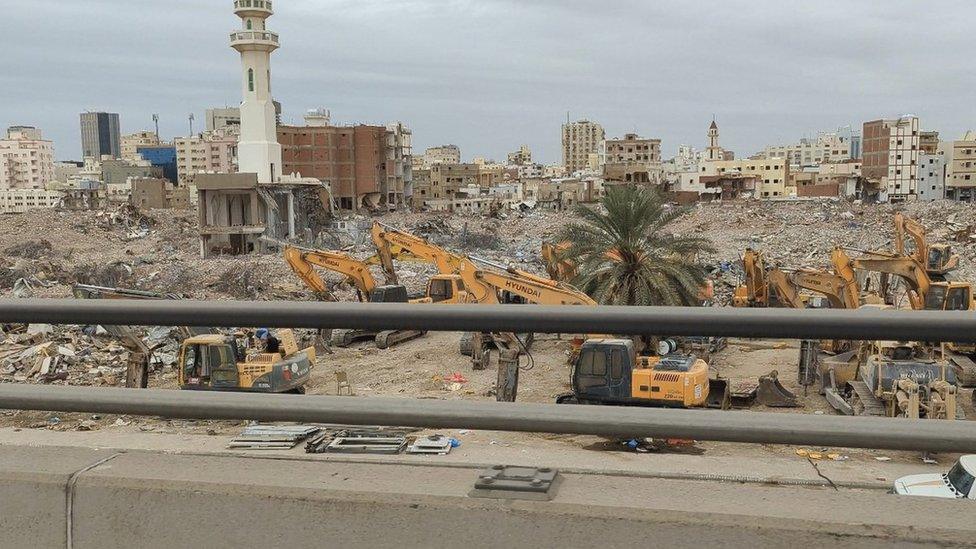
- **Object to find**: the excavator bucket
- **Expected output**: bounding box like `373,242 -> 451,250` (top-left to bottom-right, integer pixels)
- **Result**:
706,379 -> 731,410
756,371 -> 799,408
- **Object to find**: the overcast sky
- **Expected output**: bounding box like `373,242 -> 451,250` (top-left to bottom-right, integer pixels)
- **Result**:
4,0 -> 975,163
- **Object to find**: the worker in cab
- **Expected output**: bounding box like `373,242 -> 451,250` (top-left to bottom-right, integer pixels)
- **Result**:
257,328 -> 282,354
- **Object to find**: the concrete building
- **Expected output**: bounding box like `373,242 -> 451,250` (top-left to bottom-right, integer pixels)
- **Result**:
129,178 -> 191,209
601,133 -> 663,184
507,145 -> 532,166
423,145 -> 461,167
862,116 -> 920,201
700,158 -> 789,198
763,132 -> 852,168
917,152 -> 945,202
205,107 -> 242,132
0,188 -> 63,213
410,163 -> 481,209
705,120 -> 727,162
920,131 -> 940,155
136,146 -> 178,183
121,131 -> 160,163
80,112 -> 120,159
277,123 -> 410,211
175,129 -> 239,186
940,132 -> 976,202
231,0 -> 282,183
562,120 -> 604,173
0,126 -> 55,190
100,159 -> 162,188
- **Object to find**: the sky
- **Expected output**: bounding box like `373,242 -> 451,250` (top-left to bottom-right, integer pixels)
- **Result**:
4,0 -> 976,163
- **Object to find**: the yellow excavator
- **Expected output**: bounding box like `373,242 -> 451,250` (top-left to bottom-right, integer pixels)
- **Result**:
372,222 -> 603,401
734,249 -> 862,310
894,212 -> 960,277
284,245 -> 442,348
73,284 -> 312,393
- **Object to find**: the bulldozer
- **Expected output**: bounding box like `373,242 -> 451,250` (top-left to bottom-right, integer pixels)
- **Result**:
178,329 -> 313,394
556,339 -> 730,410
820,339 -> 959,420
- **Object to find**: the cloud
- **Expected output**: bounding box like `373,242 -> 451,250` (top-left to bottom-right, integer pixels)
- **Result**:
4,0 -> 975,162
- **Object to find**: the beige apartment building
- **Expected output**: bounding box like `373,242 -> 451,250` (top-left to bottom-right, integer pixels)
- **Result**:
174,129 -> 239,186
763,133 -> 851,167
121,131 -> 160,163
862,116 -> 920,200
411,163 -> 479,208
507,145 -> 532,166
601,133 -> 663,184
423,145 -> 461,167
0,126 -> 55,190
562,119 -> 604,173
940,131 -> 976,202
701,158 -> 790,198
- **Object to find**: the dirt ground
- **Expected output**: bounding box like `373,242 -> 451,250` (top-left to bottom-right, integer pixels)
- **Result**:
1,200 -> 975,468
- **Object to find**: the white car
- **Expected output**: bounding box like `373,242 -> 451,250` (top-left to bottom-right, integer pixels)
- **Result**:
894,455 -> 975,499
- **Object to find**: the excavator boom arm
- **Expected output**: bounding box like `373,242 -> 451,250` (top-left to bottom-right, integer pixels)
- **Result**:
284,246 -> 377,301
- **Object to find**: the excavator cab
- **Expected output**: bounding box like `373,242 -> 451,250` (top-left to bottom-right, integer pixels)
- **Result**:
926,244 -> 959,276
425,275 -> 466,304
178,334 -> 312,393
562,339 -> 730,409
924,283 -> 972,312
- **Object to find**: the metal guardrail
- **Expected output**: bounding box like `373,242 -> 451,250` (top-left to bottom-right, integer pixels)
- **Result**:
1,299 -> 975,342
2,385 -> 976,453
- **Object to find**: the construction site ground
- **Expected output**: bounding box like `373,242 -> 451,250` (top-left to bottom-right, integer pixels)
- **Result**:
2,199 -> 976,478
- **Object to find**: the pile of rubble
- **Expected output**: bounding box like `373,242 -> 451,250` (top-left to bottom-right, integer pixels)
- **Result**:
0,323 -> 176,387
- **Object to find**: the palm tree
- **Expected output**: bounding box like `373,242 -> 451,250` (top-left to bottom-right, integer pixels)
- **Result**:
555,185 -> 715,306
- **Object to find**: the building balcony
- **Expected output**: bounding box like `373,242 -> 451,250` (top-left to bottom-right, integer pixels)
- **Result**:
234,0 -> 272,17
230,30 -> 279,51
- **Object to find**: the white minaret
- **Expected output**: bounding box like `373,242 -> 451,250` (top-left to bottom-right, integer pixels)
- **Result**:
706,119 -> 721,161
231,0 -> 282,183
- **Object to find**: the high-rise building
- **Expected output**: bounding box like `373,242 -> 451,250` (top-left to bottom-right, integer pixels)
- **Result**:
205,107 -> 242,132
862,116 -> 920,201
0,126 -> 56,190
80,112 -> 121,159
231,0 -> 282,183
562,120 -> 604,173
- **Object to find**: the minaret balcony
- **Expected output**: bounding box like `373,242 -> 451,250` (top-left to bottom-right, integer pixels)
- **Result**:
230,30 -> 279,51
234,0 -> 273,18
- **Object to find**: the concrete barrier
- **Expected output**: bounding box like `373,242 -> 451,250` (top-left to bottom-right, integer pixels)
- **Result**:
1,446 -> 974,549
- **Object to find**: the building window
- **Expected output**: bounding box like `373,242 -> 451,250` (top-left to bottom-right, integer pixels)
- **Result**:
246,19 -> 253,29
248,68 -> 255,92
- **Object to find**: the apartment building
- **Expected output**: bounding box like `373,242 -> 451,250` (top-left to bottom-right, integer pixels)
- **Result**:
277,123 -> 412,211
205,107 -> 241,132
0,126 -> 55,189
507,145 -> 532,166
175,129 -> 239,186
763,132 -> 852,167
601,133 -> 663,184
0,188 -> 64,213
700,158 -> 790,198
917,152 -> 945,202
410,163 -> 480,208
121,131 -> 160,163
80,112 -> 121,159
862,116 -> 920,201
423,145 -> 461,167
919,131 -> 940,155
940,132 -> 976,202
562,120 -> 604,173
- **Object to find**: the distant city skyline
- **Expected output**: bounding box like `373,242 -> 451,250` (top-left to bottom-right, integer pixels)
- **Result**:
5,0 -> 975,162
